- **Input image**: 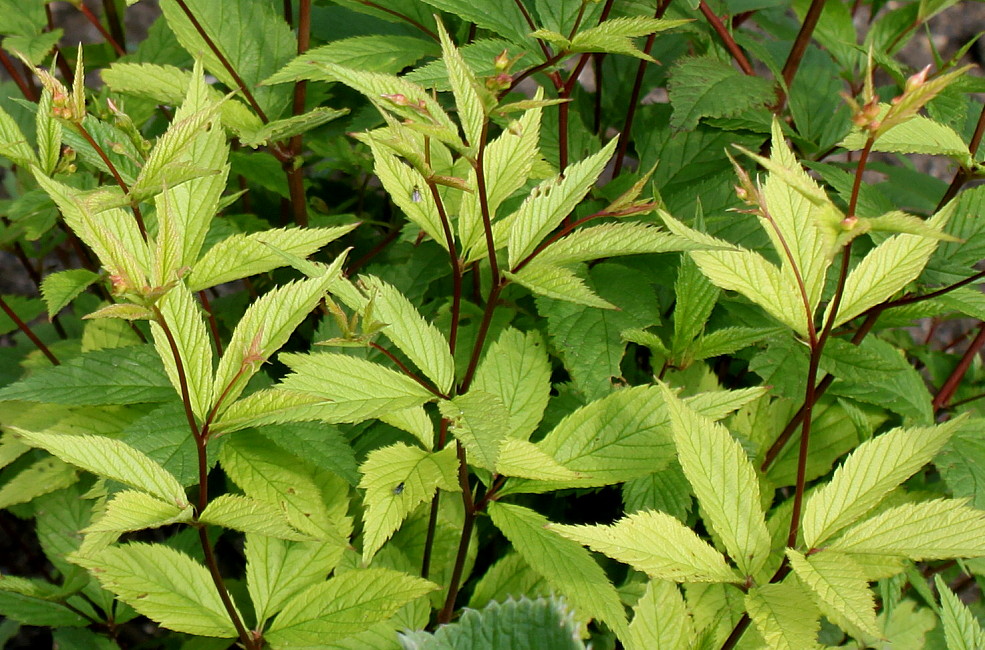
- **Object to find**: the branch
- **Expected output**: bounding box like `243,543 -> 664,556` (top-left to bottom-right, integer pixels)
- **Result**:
698,1 -> 755,76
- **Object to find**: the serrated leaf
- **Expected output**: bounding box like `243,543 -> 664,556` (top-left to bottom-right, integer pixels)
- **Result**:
744,581 -> 820,650
10,427 -> 187,508
35,88 -> 61,175
186,225 -> 354,291
473,328 -> 551,441
488,502 -> 628,638
436,19 -> 486,148
150,283 -> 213,422
264,568 -> 436,648
661,384 -> 771,577
534,222 -> 687,268
936,573 -> 985,650
276,352 -> 435,423
265,35 -> 437,84
83,490 -> 190,536
237,107 -> 348,148
551,510 -> 739,583
359,275 -> 454,393
199,494 -> 313,541
359,443 -> 459,562
40,269 -> 99,319
842,113 -> 972,162
802,419 -> 960,548
72,543 -> 239,637
0,457 -> 76,509
495,438 -> 585,480
829,499 -> 985,559
0,103 -> 36,167
569,17 -> 687,59
507,139 -> 616,268
439,391 -> 509,471
507,263 -> 616,309
668,56 -> 774,131
625,580 -> 694,650
786,549 -> 880,638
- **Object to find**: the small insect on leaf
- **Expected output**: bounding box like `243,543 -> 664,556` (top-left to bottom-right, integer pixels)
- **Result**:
393,482 -> 405,495
411,186 -> 422,203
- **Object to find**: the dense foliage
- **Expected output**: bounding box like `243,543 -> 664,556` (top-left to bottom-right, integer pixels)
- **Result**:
2,0 -> 985,648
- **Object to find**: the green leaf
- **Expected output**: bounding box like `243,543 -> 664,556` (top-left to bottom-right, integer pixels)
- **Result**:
399,596 -> 585,650
256,422 -> 359,486
10,427 -> 187,508
488,502 -> 628,638
0,103 -> 36,168
551,510 -> 739,583
436,18 -> 487,148
672,254 -> 720,354
802,419 -> 960,548
186,225 -> 355,291
237,107 -> 349,148
661,384 -> 771,577
507,139 -> 617,268
622,461 -> 693,522
359,275 -> 455,394
534,223 -> 687,268
842,113 -> 972,162
937,421 -> 985,510
40,269 -> 99,319
744,581 -> 820,650
264,568 -> 436,648
0,588 -> 88,628
570,17 -> 688,59
72,543 -> 239,637
276,352 -> 435,423
35,88 -> 62,175
83,490 -> 190,537
359,443 -> 460,562
198,494 -> 313,541
150,283 -> 214,422
265,35 -> 437,84
625,580 -> 694,650
828,499 -> 985,559
506,263 -> 616,309
495,438 -> 585,481
473,328 -> 551,440
0,457 -> 76,509
935,573 -> 985,650
786,549 -> 880,639
668,56 -> 774,131
416,0 -> 532,44
439,391 -> 510,471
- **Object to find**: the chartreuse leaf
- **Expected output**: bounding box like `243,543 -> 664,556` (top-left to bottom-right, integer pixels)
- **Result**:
661,384 -> 771,578
435,18 -> 487,149
35,88 -> 61,175
0,579 -> 89,628
507,139 -> 617,268
825,210 -> 948,327
82,491 -> 191,552
473,329 -> 551,440
40,269 -> 99,319
72,543 -> 239,637
276,352 -> 435,423
506,263 -> 616,309
186,225 -> 354,291
935,574 -> 985,650
150,283 -> 213,422
199,495 -> 313,541
625,580 -> 694,650
500,385 -> 674,494
360,443 -> 460,563
488,502 -> 628,638
246,534 -> 346,625
237,107 -> 349,149
399,596 -> 584,650
786,549 -> 880,639
265,35 -> 437,84
0,103 -> 36,167
264,567 -> 437,648
219,431 -> 348,544
744,581 -> 821,650
569,17 -> 687,59
842,113 -> 972,162
551,510 -> 739,583
0,457 -> 76,509
534,223 -> 687,268
495,438 -> 584,481
0,433 -> 29,470
668,56 -> 774,131
9,427 -> 187,508
359,275 -> 454,394
828,499 -> 985,559
212,263 -> 344,417
439,392 -> 509,471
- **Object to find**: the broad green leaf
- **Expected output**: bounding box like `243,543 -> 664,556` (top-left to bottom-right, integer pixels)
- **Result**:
186,225 -> 355,291
237,107 -> 349,148
744,581 -> 820,650
436,19 -> 486,148
0,433 -> 29,470
473,329 -> 551,441
802,420 -> 960,548
937,420 -> 985,510
622,460 -> 693,522
150,283 -> 213,422
380,406 -> 435,451
416,0 -> 532,44
501,385 -> 674,494
569,17 -> 687,59
264,568 -> 436,647
0,457 -> 76,509
83,490 -> 190,536
625,580 -> 694,650
534,222 -> 687,268
212,267 -> 342,416
828,499 -> 985,559
0,103 -> 36,167
399,596 -> 584,650
551,510 -> 739,583
199,494 -> 312,541
507,139 -> 617,268
672,254 -> 720,354
935,574 -> 985,650
786,549 -> 880,639
359,443 -> 460,562
10,427 -> 187,508
488,502 -> 628,638
359,275 -> 454,393
468,552 -> 550,610
495,438 -> 585,481
256,422 -> 360,486
212,388 -> 365,433
439,391 -> 510,471
73,543 -> 239,637
276,352 -> 435,423
506,263 -> 616,309
35,88 -> 61,175
264,35 -> 437,84
0,588 -> 88,628
246,534 -> 345,625
0,295 -> 44,337
667,56 -> 774,131
661,384 -> 771,577
219,431 -> 348,543
842,113 -> 972,162
40,269 -> 99,319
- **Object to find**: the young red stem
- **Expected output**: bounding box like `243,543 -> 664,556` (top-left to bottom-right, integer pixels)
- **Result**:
73,123 -> 147,240
353,0 -> 438,40
0,49 -> 36,101
937,102 -> 985,209
698,1 -> 755,75
437,442 -> 476,623
284,0 -> 312,227
198,290 -> 224,356
0,295 -> 59,365
101,0 -> 127,53
775,0 -> 829,109
76,3 -> 126,56
933,322 -> 985,411
369,342 -> 448,399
